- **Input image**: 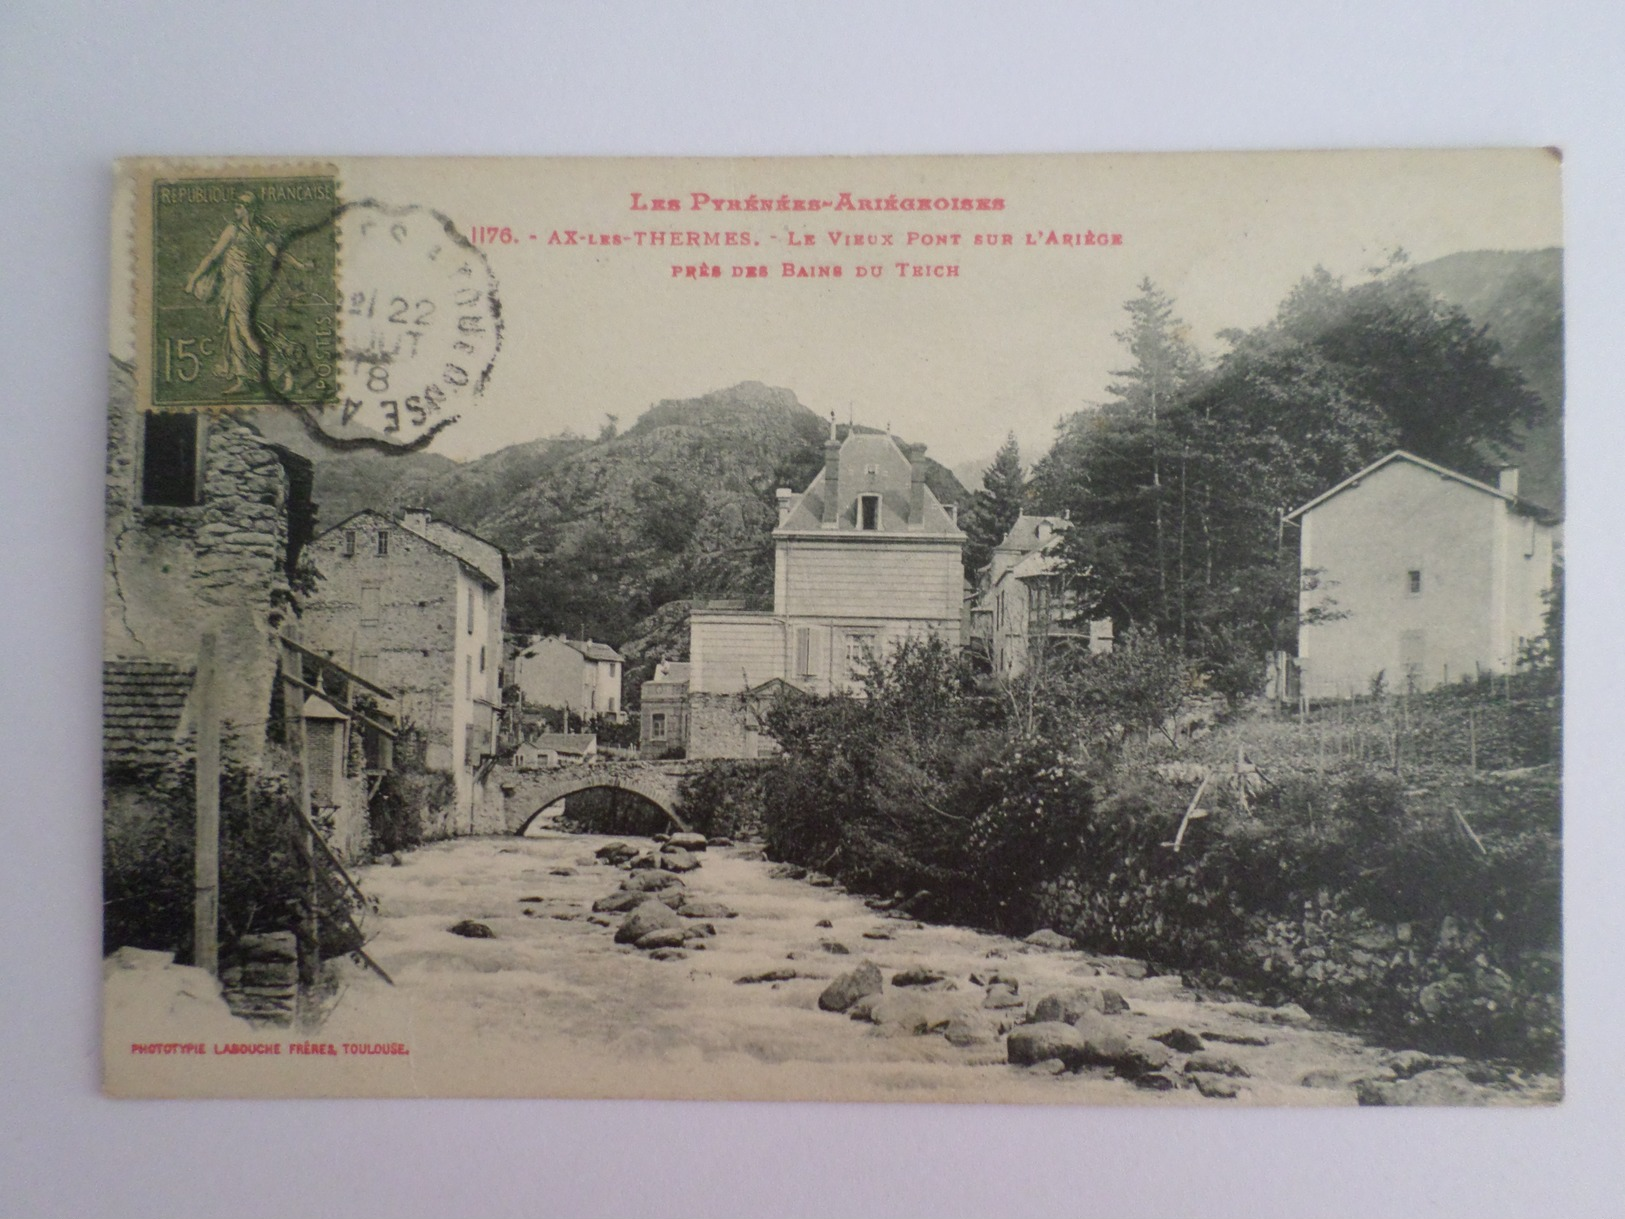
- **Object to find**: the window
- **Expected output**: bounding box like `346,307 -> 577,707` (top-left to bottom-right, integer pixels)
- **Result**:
795,626 -> 812,676
376,530 -> 389,556
465,655 -> 472,698
650,713 -> 667,740
467,587 -> 475,633
140,412 -> 202,506
359,651 -> 378,681
859,493 -> 880,531
1407,569 -> 1422,595
342,530 -> 356,557
479,645 -> 486,673
360,585 -> 381,626
846,632 -> 877,680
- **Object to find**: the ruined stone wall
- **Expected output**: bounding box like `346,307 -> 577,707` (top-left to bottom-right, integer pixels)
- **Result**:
104,361 -> 296,766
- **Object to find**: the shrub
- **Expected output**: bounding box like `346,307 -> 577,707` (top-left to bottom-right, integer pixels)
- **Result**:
676,760 -> 770,839
367,726 -> 452,855
103,757 -> 364,963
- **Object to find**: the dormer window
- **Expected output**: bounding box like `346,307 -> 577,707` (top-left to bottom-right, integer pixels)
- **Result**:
859,494 -> 881,531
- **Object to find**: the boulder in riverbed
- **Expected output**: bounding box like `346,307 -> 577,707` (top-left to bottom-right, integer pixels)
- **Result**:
622,871 -> 685,893
1184,1052 -> 1249,1078
737,967 -> 799,985
614,900 -> 682,944
1007,1022 -> 1088,1069
891,966 -> 948,987
592,890 -> 650,914
1152,1027 -> 1206,1054
676,900 -> 736,919
818,961 -> 883,1012
1031,986 -> 1129,1024
1023,929 -> 1075,951
635,928 -> 690,950
659,847 -> 701,873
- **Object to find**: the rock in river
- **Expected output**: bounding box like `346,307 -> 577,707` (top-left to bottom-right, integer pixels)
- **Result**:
635,927 -> 690,951
1007,1022 -> 1088,1069
818,961 -> 883,1013
676,900 -> 736,919
614,900 -> 682,944
622,871 -> 685,893
1023,929 -> 1075,951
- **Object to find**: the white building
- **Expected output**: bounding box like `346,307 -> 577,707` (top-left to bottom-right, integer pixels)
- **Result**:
1287,450 -> 1560,697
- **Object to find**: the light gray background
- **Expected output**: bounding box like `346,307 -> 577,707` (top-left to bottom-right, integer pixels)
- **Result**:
2,2 -> 1621,1216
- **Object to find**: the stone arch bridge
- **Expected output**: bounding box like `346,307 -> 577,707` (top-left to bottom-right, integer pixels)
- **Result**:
496,759 -> 706,834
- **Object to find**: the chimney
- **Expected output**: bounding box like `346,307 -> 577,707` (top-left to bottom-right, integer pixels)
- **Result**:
776,487 -> 794,525
821,413 -> 841,528
1498,467 -> 1520,498
908,444 -> 928,528
402,507 -> 431,533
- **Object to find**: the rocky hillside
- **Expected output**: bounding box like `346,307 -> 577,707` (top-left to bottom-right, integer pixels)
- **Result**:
1410,247 -> 1564,511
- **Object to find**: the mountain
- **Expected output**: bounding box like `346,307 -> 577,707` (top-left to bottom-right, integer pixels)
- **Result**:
243,409 -> 461,526
1409,248 -> 1564,511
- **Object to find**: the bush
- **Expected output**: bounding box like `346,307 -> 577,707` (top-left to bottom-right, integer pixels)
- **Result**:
368,726 -> 452,855
677,760 -> 771,839
756,635 -> 1098,933
1034,763 -> 1563,1068
104,757 -> 364,963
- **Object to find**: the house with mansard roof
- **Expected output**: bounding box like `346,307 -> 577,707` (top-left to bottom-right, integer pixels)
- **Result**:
302,507 -> 506,834
1286,450 -> 1560,698
668,421 -> 966,758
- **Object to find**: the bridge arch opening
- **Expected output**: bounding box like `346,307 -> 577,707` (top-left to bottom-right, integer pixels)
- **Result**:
516,784 -> 682,838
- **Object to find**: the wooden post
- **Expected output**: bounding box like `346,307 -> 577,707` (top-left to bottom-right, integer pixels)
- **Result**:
193,633 -> 220,976
1468,708 -> 1478,772
279,637 -> 320,995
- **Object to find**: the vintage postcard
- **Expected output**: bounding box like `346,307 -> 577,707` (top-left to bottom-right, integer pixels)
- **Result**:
103,152 -> 1563,1103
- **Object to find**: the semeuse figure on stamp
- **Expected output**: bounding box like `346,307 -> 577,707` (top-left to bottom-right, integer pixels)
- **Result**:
183,192 -> 305,394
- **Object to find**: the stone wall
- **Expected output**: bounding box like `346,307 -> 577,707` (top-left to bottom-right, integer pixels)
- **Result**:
688,691 -> 779,760
104,359 -> 300,767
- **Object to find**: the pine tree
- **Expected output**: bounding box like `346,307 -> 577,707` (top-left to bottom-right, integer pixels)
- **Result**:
963,432 -> 1026,578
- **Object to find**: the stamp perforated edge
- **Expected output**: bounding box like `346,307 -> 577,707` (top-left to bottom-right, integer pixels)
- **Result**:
123,158 -> 343,419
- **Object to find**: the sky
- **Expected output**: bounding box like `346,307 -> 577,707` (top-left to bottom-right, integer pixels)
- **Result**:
114,150 -> 1565,472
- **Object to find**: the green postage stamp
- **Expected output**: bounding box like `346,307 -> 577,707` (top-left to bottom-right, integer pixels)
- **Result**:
147,174 -> 339,408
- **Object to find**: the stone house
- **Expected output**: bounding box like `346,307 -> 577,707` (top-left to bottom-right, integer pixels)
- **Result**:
969,514 -> 1113,678
638,661 -> 691,759
516,732 -> 598,770
302,507 -> 506,835
1286,450 -> 1560,697
513,636 -> 624,721
673,423 -> 966,758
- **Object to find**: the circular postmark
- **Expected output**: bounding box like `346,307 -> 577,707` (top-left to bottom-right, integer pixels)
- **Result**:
268,199 -> 502,448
